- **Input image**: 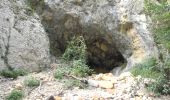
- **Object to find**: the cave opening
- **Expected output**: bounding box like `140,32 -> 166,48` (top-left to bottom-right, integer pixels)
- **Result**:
87,51 -> 127,74
85,38 -> 127,74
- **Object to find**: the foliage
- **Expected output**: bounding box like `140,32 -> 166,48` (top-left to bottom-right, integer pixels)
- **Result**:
145,0 -> 170,50
54,64 -> 73,79
132,0 -> 170,95
24,77 -> 40,87
6,89 -> 24,100
131,57 -> 161,79
62,36 -> 87,62
27,0 -> 44,10
64,79 -> 86,89
71,60 -> 93,77
148,51 -> 170,95
54,36 -> 92,89
0,69 -> 27,79
148,76 -> 170,96
61,36 -> 93,77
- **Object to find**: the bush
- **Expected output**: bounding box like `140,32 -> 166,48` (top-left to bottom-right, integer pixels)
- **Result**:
54,64 -> 73,80
64,79 -> 86,89
60,36 -> 93,77
148,51 -> 170,95
143,0 -> 170,95
6,89 -> 24,100
145,0 -> 170,50
0,69 -> 27,79
62,36 -> 87,62
24,77 -> 40,87
71,60 -> 93,77
148,76 -> 170,96
131,58 -> 161,79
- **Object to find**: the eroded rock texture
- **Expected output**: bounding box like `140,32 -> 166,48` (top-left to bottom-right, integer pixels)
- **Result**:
32,0 -> 157,72
0,0 -> 158,73
0,0 -> 50,71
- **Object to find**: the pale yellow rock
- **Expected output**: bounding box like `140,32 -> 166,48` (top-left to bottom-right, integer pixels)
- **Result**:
54,96 -> 62,100
135,96 -> 142,100
92,95 -> 103,100
106,89 -> 115,94
101,75 -> 113,81
99,81 -> 114,89
110,78 -> 117,84
94,74 -> 104,80
137,91 -> 144,96
14,83 -> 23,90
119,72 -> 133,80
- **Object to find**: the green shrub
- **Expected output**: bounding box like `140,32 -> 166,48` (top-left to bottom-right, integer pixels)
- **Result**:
24,77 -> 40,87
6,89 -> 24,100
0,69 -> 27,79
71,60 -> 93,77
61,36 -> 93,77
54,69 -> 65,79
148,76 -> 170,96
143,0 -> 170,95
62,36 -> 87,62
64,79 -> 86,89
147,51 -> 170,95
145,0 -> 170,50
131,57 -> 161,79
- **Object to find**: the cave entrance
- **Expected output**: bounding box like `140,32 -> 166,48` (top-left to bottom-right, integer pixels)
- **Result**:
87,52 -> 127,74
85,38 -> 127,74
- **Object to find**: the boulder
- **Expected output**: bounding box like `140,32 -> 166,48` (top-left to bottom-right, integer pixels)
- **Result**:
0,0 -> 50,71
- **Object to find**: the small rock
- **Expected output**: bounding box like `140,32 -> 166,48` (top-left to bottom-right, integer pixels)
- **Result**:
88,79 -> 99,87
47,82 -> 53,86
99,81 -> 114,89
110,78 -> 117,84
106,89 -> 115,94
119,72 -> 133,80
135,96 -> 142,100
91,95 -> 103,100
14,83 -> 23,90
94,74 -> 103,80
137,91 -> 144,96
54,96 -> 62,100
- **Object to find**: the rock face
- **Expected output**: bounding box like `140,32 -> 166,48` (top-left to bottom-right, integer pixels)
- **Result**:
0,0 -> 50,71
0,0 -> 158,73
32,0 -> 157,73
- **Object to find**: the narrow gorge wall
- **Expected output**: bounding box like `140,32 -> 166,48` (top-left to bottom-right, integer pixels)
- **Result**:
0,0 -> 158,74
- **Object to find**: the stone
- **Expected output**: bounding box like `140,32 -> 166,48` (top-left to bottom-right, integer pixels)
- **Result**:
14,83 -> 23,90
54,96 -> 62,100
106,89 -> 115,95
87,79 -> 99,87
119,72 -> 133,80
94,74 -> 104,80
0,0 -> 50,71
91,95 -> 104,100
99,81 -> 114,89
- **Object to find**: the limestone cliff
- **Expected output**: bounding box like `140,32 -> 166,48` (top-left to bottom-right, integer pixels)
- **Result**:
0,0 -> 158,73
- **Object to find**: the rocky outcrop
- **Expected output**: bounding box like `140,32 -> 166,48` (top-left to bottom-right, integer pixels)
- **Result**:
30,0 -> 157,73
0,0 -> 50,71
0,0 -> 158,73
